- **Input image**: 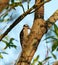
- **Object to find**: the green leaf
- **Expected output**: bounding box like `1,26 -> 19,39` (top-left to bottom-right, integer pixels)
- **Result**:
52,44 -> 57,52
1,52 -> 8,54
2,40 -> 8,44
31,55 -> 39,65
0,54 -> 3,59
54,24 -> 58,30
52,42 -> 58,52
2,38 -> 17,49
53,24 -> 58,37
0,18 -> 4,22
34,55 -> 39,62
56,47 -> 58,51
38,61 -> 42,65
3,13 -> 8,18
44,36 -> 57,40
51,52 -> 57,59
11,0 -> 15,3
43,57 -> 51,62
9,38 -> 14,44
31,62 -> 35,65
10,45 -> 17,49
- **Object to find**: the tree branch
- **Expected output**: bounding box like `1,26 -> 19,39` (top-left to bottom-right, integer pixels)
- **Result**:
16,10 -> 58,65
46,10 -> 58,28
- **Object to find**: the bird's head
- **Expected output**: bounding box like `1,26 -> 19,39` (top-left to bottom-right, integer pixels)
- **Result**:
23,24 -> 30,29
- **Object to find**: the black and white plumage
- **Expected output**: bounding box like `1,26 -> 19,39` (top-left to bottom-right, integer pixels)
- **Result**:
20,24 -> 30,46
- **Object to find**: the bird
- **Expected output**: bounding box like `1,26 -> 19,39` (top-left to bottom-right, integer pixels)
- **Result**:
20,24 -> 30,46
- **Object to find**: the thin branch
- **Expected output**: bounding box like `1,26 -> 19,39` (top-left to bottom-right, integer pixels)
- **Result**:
21,5 -> 25,13
27,0 -> 30,9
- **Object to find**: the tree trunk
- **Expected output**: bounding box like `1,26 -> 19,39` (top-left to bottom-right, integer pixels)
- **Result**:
16,0 -> 44,65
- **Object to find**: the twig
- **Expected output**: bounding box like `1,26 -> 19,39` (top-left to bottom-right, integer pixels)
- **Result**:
21,5 -> 25,13
27,0 -> 30,9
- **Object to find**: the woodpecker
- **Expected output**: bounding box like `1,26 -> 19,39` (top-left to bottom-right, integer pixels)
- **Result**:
20,24 -> 30,46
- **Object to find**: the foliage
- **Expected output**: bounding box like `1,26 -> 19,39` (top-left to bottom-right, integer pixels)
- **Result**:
45,23 -> 58,52
0,0 -> 31,22
2,37 -> 17,49
41,23 -> 58,65
0,36 -> 17,58
0,51 -> 8,59
31,55 -> 51,65
31,55 -> 39,65
51,52 -> 57,59
11,0 -> 15,3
